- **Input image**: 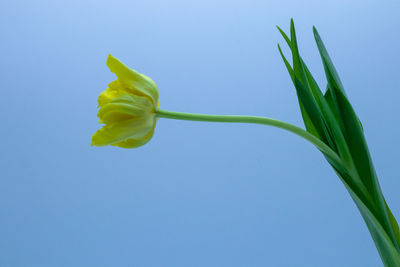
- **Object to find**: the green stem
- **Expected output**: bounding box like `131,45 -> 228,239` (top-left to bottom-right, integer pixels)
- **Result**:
156,109 -> 342,167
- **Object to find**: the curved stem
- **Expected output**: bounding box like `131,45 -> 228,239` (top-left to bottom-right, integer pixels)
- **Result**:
156,109 -> 342,167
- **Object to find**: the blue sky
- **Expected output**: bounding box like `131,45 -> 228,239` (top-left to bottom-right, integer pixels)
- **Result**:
1,0 -> 399,266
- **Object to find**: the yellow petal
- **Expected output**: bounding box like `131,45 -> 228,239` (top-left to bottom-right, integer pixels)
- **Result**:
91,116 -> 155,147
97,81 -> 123,108
106,55 -> 159,105
97,94 -> 153,124
112,123 -> 156,148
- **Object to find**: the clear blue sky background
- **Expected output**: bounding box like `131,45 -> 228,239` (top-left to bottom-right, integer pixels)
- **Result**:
1,0 -> 399,266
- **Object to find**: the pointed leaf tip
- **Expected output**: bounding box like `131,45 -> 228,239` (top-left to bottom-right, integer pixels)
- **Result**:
313,26 -> 321,40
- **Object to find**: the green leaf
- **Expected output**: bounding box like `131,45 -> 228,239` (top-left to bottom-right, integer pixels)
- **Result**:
386,201 -> 400,246
350,186 -> 400,267
276,25 -> 291,46
278,21 -> 334,146
278,26 -> 341,155
312,27 -> 346,95
277,43 -> 295,82
324,87 -> 364,132
278,21 -> 400,266
313,26 -> 376,200
313,25 -> 400,253
277,44 -> 320,139
292,75 -> 334,151
335,89 -> 400,250
290,19 -> 308,86
328,165 -> 400,267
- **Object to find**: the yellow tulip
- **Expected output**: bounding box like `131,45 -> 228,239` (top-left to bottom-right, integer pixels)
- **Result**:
91,55 -> 159,148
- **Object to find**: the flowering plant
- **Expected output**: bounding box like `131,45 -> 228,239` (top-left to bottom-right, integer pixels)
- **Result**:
93,20 -> 400,266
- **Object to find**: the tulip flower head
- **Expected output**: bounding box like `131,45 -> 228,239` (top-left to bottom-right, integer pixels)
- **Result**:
92,55 -> 159,148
